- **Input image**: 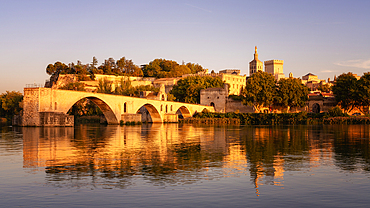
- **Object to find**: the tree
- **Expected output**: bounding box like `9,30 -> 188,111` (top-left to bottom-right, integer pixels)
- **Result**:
97,78 -> 113,94
317,83 -> 331,92
116,57 -> 143,76
0,91 -> 23,122
241,71 -> 276,112
332,72 -> 359,113
60,82 -> 85,91
142,59 -> 192,78
170,76 -> 224,104
46,61 -> 70,76
186,63 -> 206,74
358,72 -> 370,114
276,77 -> 309,112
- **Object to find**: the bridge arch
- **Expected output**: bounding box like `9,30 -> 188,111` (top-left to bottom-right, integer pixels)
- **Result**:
176,106 -> 192,119
136,103 -> 162,123
64,96 -> 119,125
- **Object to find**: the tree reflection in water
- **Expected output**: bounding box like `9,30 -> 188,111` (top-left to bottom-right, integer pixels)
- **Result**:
21,124 -> 370,190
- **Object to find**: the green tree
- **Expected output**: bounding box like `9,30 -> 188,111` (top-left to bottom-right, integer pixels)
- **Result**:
114,77 -> 159,97
142,59 -> 191,78
276,77 -> 309,112
170,76 -> 224,104
186,63 -> 206,74
60,82 -> 86,91
116,57 -> 143,76
241,71 -> 276,112
97,78 -> 113,94
317,83 -> 331,92
332,72 -> 359,113
0,91 -> 23,122
358,72 -> 370,114
46,61 -> 70,76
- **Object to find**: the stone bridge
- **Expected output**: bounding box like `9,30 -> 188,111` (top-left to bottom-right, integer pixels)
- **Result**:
19,87 -> 214,126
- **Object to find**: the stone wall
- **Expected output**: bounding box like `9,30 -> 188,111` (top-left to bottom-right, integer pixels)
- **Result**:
200,88 -> 227,112
39,112 -> 74,126
120,114 -> 142,123
22,88 -> 41,126
225,98 -> 254,113
163,114 -> 178,123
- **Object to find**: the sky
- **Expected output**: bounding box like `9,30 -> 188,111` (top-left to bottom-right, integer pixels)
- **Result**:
1,0 -> 370,93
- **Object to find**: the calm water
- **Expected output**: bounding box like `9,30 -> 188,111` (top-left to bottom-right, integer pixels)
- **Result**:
1,124 -> 370,207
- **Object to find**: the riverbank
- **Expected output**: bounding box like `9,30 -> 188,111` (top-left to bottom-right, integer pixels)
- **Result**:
180,112 -> 370,125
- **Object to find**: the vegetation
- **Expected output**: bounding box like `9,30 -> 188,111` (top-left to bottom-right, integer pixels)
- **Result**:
60,82 -> 85,91
46,57 -> 207,81
114,78 -> 159,97
67,98 -> 103,117
188,111 -> 370,125
332,72 -> 359,113
0,91 -> 23,123
142,59 -> 206,78
170,76 -> 224,104
241,71 -> 276,112
331,72 -> 370,114
317,83 -> 331,92
97,78 -> 113,94
275,77 -> 309,111
46,57 -> 143,78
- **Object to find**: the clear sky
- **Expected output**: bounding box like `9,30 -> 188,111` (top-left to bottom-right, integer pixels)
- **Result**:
1,0 -> 370,93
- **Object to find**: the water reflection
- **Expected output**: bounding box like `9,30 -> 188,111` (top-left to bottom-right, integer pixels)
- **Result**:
20,124 -> 370,190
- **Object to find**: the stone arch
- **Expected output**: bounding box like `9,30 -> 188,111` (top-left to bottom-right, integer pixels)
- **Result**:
136,103 -> 162,123
312,103 -> 321,113
65,96 -> 119,125
176,106 -> 192,119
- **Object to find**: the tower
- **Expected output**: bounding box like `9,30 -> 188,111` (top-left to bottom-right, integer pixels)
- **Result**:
249,46 -> 263,76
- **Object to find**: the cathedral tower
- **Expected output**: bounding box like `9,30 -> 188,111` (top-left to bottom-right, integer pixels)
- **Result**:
249,46 -> 263,76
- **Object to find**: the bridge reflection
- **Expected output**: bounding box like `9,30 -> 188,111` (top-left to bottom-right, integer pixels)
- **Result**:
22,124 -> 370,191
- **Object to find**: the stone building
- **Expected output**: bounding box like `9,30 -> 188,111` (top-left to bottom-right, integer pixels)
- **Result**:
200,84 -> 254,113
301,73 -> 327,91
249,46 -> 285,80
264,60 -> 285,81
249,46 -> 264,76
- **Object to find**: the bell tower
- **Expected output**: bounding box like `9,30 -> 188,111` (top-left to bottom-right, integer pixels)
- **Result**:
249,46 -> 263,76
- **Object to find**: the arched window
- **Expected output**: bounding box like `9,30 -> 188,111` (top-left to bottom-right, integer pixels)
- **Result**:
124,102 -> 127,113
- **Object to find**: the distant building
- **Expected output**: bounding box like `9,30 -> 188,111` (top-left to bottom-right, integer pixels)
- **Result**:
249,46 -> 285,80
301,73 -> 326,91
249,46 -> 264,76
264,60 -> 285,81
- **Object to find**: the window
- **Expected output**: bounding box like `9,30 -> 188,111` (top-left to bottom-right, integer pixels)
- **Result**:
124,102 -> 127,113
54,102 -> 57,110
161,105 -> 163,111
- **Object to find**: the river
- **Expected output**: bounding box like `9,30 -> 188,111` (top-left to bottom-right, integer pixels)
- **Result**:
1,124 -> 370,207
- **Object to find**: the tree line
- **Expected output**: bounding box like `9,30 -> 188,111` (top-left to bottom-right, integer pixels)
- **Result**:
332,72 -> 370,114
241,71 -> 309,112
46,57 -> 207,80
